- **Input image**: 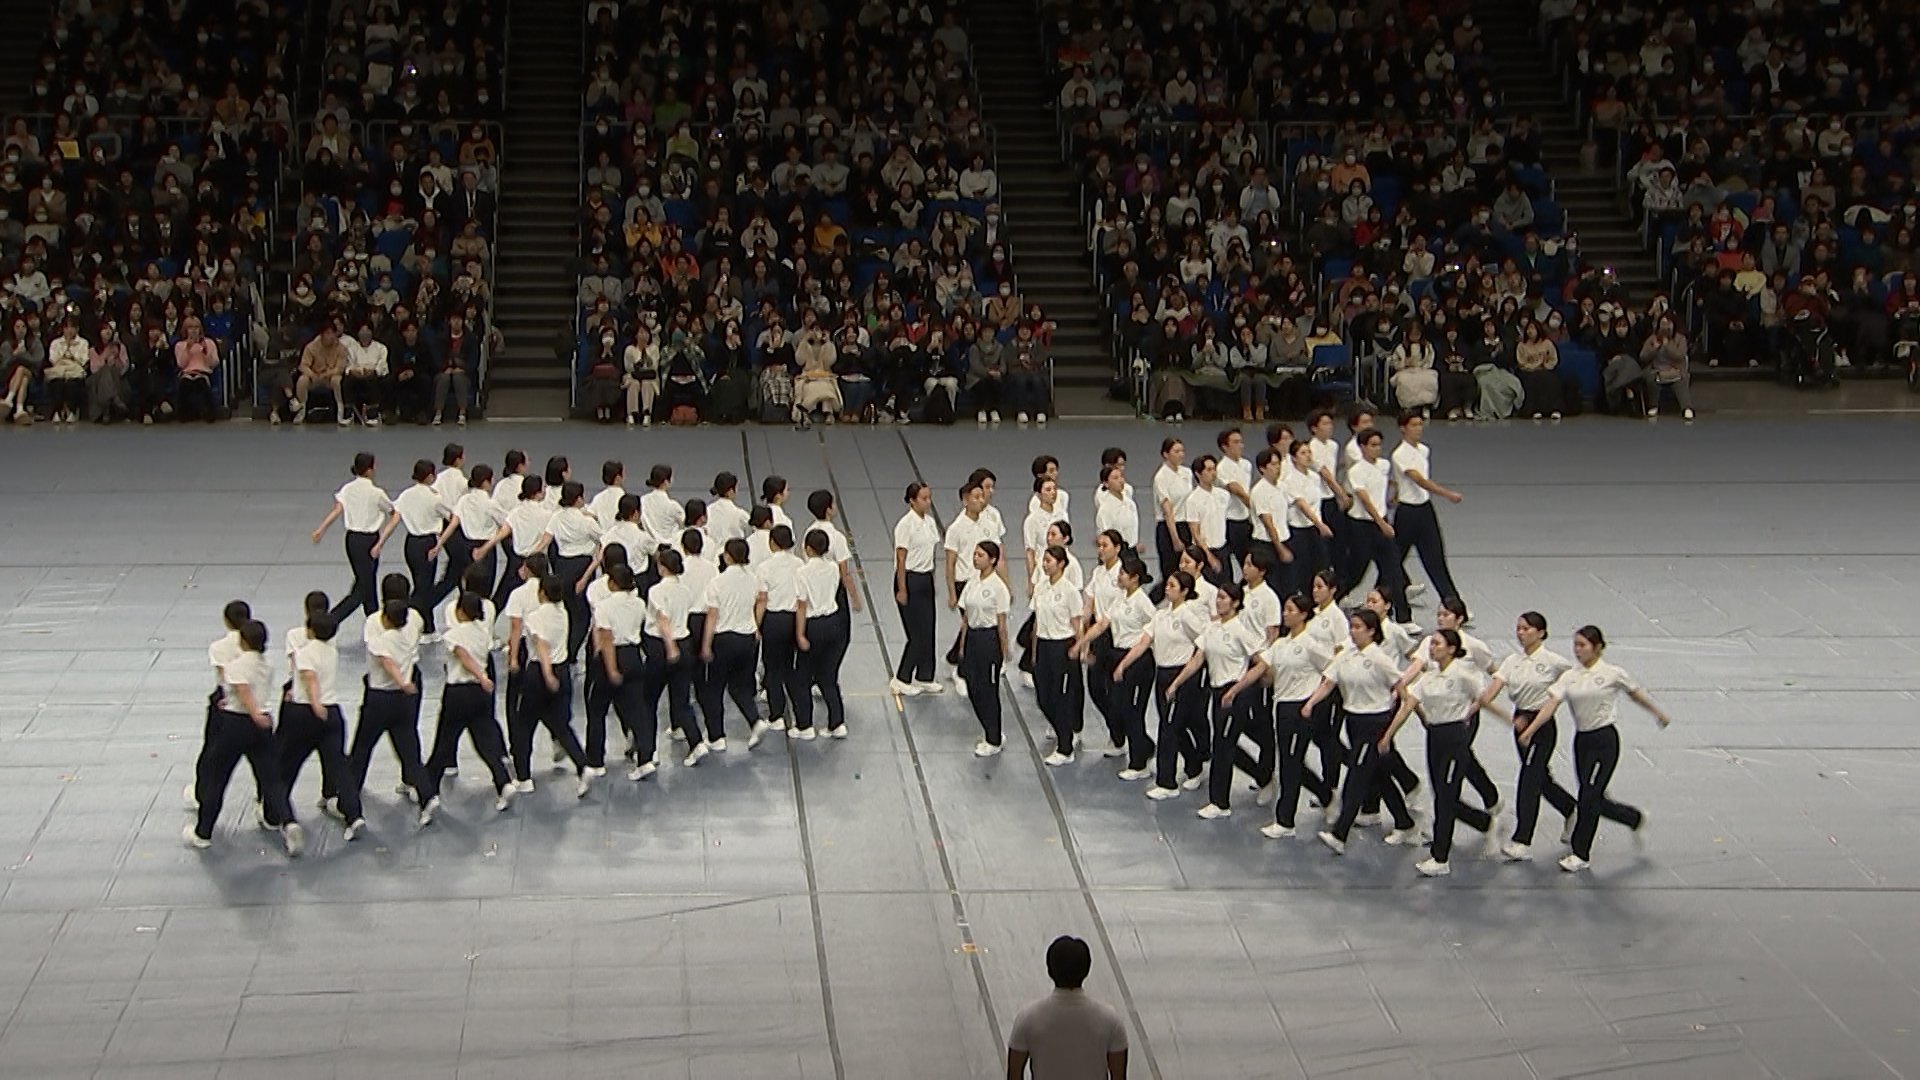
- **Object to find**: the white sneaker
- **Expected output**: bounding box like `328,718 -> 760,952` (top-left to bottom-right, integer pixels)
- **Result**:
989,411 -> 1002,423
584,766 -> 607,778
1646,408 -> 1659,418
1036,414 -> 1047,426
1558,853 -> 1590,873
916,680 -> 946,695
513,779 -> 534,794
322,797 -> 345,821
1682,408 -> 1695,421
1407,583 -> 1430,601
748,720 -> 771,749
1020,671 -> 1034,689
826,726 -> 848,740
1318,830 -> 1346,855
889,678 -> 922,697
343,818 -> 366,841
1197,804 -> 1232,820
628,762 -> 658,781
1498,841 -> 1531,862
282,823 -> 306,857
642,415 -> 652,428
684,743 -> 710,766
766,718 -> 786,731
976,410 -> 988,423
1356,811 -> 1384,827
1415,857 -> 1450,878
1324,804 -> 1341,825
575,773 -> 592,798
337,414 -> 352,427
973,740 -> 1003,757
951,673 -> 967,694
270,411 -> 281,425
1017,412 -> 1031,425
1117,768 -> 1152,782
626,416 -> 635,428
418,796 -> 441,827
1103,743 -> 1128,759
1260,823 -> 1295,839
182,823 -> 211,849
789,727 -> 816,741
1255,780 -> 1278,807
1384,827 -> 1423,846
709,737 -> 728,752
494,788 -> 515,811
1180,774 -> 1204,791
669,728 -> 688,742
183,782 -> 198,810
1043,751 -> 1072,767
1145,785 -> 1180,801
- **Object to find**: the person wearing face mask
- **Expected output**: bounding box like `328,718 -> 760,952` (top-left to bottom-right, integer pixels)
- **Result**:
582,326 -> 623,423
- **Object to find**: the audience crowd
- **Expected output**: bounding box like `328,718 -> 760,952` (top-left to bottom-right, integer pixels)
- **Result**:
0,0 -> 293,424
278,0 -> 506,425
1555,0 -> 1920,388
569,0 -> 1056,427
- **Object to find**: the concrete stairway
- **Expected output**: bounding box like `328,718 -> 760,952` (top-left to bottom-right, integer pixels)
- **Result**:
487,0 -> 583,417
971,0 -> 1118,397
1477,0 -> 1665,304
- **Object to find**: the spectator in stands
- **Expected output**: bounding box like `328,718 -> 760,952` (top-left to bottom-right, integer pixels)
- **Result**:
794,325 -> 841,426
1006,322 -> 1054,425
1514,321 -> 1566,420
86,322 -> 132,424
967,322 -> 1007,424
343,324 -> 390,427
287,323 -> 348,425
1389,323 -> 1439,414
622,322 -> 659,428
173,317 -> 221,424
44,319 -> 89,424
433,312 -> 480,427
1637,314 -> 1694,420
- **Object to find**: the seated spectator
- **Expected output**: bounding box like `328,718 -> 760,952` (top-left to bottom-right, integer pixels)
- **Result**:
794,325 -> 842,426
1,315 -> 45,423
1637,314 -> 1694,420
432,312 -> 480,426
1513,321 -> 1565,419
173,317 -> 222,424
342,324 -> 390,426
86,321 -> 133,424
44,319 -> 89,424
1388,323 -> 1439,414
284,323 -> 348,424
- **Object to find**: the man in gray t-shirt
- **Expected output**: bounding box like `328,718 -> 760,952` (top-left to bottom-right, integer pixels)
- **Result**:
1007,936 -> 1128,1079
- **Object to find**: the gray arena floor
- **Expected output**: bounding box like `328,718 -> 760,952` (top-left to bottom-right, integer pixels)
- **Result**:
1,414 -> 1918,1079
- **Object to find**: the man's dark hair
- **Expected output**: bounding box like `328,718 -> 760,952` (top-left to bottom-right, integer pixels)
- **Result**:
1046,936 -> 1092,990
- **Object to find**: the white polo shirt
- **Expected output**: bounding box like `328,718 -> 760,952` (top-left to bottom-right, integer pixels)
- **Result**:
394,484 -> 448,537
893,509 -> 940,573
505,502 -> 555,553
705,565 -> 760,635
1030,573 -> 1081,640
1323,643 -> 1401,713
546,507 -> 603,558
1283,468 -> 1321,528
219,650 -> 275,713
944,511 -> 998,584
365,610 -> 424,691
432,466 -> 467,508
796,557 -> 841,619
639,488 -> 684,551
1550,661 -> 1642,732
959,573 -> 1010,628
588,484 -> 626,530
1217,453 -> 1254,523
1152,463 -> 1193,524
1408,661 -> 1488,725
1495,646 -> 1575,711
1106,587 -> 1155,650
1181,483 -> 1229,550
455,489 -> 505,541
1148,601 -> 1206,667
1391,440 -> 1433,506
334,476 -> 393,532
1264,631 -> 1333,700
593,589 -> 648,646
645,576 -> 693,639
1345,458 -> 1388,523
707,495 -> 750,542
1093,487 -> 1139,548
1249,475 -> 1288,538
1197,617 -> 1264,687
442,618 -> 493,684
492,471 -> 526,513
758,550 -> 803,612
290,637 -> 339,707
523,603 -> 569,657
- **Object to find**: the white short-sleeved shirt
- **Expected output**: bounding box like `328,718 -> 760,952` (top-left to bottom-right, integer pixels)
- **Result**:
1027,488 -> 1071,521
1408,661 -> 1489,725
587,484 -> 626,531
796,558 -> 842,619
1391,440 -> 1433,507
1031,574 -> 1081,640
979,504 -> 1007,543
1148,601 -> 1207,667
290,637 -> 339,706
334,476 -> 394,532
1152,464 -> 1194,524
1240,582 -> 1281,640
757,550 -> 803,612
1007,990 -> 1127,1074
546,507 -> 603,558
1093,487 -> 1140,548
432,466 -> 468,508
1031,550 -> 1084,593
1294,454 -> 1333,503
504,578 -> 542,630
1181,484 -> 1230,550
959,573 -> 1010,628
746,529 -> 774,567
1341,435 -> 1366,479
1309,437 -> 1341,492
769,503 -> 793,530
1282,469 -> 1322,528
1249,476 -> 1288,536
600,519 -> 648,564
209,630 -> 242,678
1549,660 -> 1641,732
442,619 -> 493,684
1083,559 -> 1123,620
1324,643 -> 1401,713
1495,646 -> 1575,711
492,472 -> 526,513
1309,603 -> 1352,651
365,611 -> 424,691
1217,454 -> 1254,522
1197,617 -> 1264,687
804,519 -> 851,564
593,590 -> 648,646
523,603 -> 569,658
455,490 -> 505,542
1414,629 -> 1496,673
640,488 -> 685,551
1188,574 -> 1218,615
1022,499 -> 1070,558
505,502 -> 555,553
1106,587 -> 1156,650
681,557 -> 718,612
219,650 -> 275,714
1345,458 -> 1388,522
944,512 -> 998,584
1378,618 -> 1419,659
646,577 -> 692,639
394,484 -> 449,536
705,565 -> 761,635
1264,632 -> 1334,700
707,496 -> 751,542
894,509 -> 940,573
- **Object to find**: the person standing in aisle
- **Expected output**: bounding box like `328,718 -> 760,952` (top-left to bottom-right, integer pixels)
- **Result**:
957,541 -> 1012,757
312,452 -> 393,627
538,481 -> 603,662
1222,594 -> 1335,838
1521,625 -> 1671,872
1479,612 -> 1578,861
1115,568 -> 1208,800
641,548 -> 701,770
183,618 -> 305,857
1166,583 -> 1265,820
420,591 -> 516,817
1384,628 -> 1510,876
1150,438 -> 1193,601
513,574 -> 594,797
1030,544 -> 1087,765
944,478 -> 1005,684
1306,609 -> 1423,854
478,475 -> 552,612
1216,428 -> 1256,579
1338,427 -> 1407,605
1389,413 -> 1463,621
707,472 -> 751,543
698,538 -> 769,751
431,463 -> 499,612
590,563 -> 652,779
393,459 -> 451,636
758,525 -> 804,726
793,529 -> 851,739
890,482 -> 943,697
588,460 -> 626,530
344,588 -> 428,839
1180,455 -> 1231,585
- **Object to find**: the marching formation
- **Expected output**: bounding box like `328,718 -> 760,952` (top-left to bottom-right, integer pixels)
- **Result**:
188,417 -> 1672,877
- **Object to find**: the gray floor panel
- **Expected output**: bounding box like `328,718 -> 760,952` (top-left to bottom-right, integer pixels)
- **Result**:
0,417 -> 1917,1077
